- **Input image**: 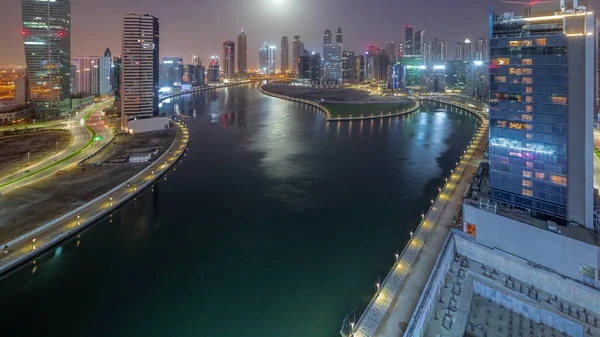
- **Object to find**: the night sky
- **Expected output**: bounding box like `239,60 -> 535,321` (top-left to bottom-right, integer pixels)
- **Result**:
0,0 -> 592,66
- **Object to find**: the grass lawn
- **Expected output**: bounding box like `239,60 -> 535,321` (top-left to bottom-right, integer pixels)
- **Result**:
323,101 -> 416,118
595,147 -> 600,159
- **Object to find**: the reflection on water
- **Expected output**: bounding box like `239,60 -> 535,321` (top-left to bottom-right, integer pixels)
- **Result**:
0,85 -> 479,337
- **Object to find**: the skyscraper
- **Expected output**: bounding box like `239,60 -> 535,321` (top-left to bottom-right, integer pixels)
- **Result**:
309,52 -> 322,82
422,42 -> 433,66
121,13 -> 159,127
112,55 -> 121,99
384,41 -> 401,63
414,30 -> 425,55
336,26 -> 343,44
454,38 -> 472,60
342,50 -> 356,83
475,36 -> 489,61
100,49 -> 112,95
323,26 -> 342,83
439,40 -> 449,62
207,57 -> 220,83
323,28 -> 332,45
159,57 -> 183,87
280,36 -> 289,73
404,23 -> 414,55
238,31 -> 247,78
259,43 -> 276,75
73,57 -> 95,94
192,55 -> 204,85
21,0 -> 71,117
357,54 -> 365,82
222,40 -> 235,79
292,35 -> 305,75
489,8 -> 595,227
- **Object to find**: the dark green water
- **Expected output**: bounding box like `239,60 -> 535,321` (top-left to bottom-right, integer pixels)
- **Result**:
0,85 -> 478,337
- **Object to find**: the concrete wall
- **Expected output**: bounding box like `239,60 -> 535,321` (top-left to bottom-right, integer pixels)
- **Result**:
463,204 -> 600,286
454,232 -> 600,315
127,117 -> 169,134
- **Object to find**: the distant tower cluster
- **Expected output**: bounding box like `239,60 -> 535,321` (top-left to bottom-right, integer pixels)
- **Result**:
322,26 -> 343,83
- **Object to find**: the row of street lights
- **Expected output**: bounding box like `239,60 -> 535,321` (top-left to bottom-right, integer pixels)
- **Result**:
347,110 -> 486,337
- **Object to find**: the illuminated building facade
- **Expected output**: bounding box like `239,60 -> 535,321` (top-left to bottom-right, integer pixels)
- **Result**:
404,23 -> 414,55
465,60 -> 488,101
21,0 -> 71,117
414,30 -> 425,55
455,39 -> 472,60
121,13 -> 159,125
207,57 -> 220,83
292,35 -> 304,75
489,8 -> 595,227
280,36 -> 289,73
259,43 -> 276,75
238,31 -> 247,78
222,40 -> 235,79
342,50 -> 356,83
160,57 -> 183,87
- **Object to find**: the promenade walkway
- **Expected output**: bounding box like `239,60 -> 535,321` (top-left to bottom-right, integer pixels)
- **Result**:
351,103 -> 488,337
0,119 -> 189,275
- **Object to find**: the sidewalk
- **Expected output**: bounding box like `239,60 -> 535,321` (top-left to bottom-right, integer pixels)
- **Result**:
373,127 -> 488,337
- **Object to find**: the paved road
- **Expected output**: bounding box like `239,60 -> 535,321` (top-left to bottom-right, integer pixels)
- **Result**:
0,120 -> 189,274
0,100 -> 114,194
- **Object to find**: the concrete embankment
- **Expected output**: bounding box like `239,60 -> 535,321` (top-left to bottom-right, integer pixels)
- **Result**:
0,119 -> 189,275
259,84 -> 421,122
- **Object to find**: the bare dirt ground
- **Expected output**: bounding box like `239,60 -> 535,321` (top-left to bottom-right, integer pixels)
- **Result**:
0,131 -> 72,178
87,129 -> 175,164
0,129 -> 175,243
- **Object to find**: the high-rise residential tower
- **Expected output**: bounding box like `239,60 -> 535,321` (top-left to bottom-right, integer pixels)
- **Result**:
159,57 -> 183,87
489,8 -> 595,227
454,38 -> 472,60
292,35 -> 305,75
238,31 -> 247,78
207,57 -> 220,83
414,30 -> 425,55
112,55 -> 121,99
259,43 -> 276,75
222,40 -> 235,79
21,0 -> 71,117
404,23 -> 414,55
336,26 -> 343,44
280,36 -> 289,73
73,57 -> 96,94
100,48 -> 112,95
121,13 -> 159,127
475,36 -> 489,61
323,27 -> 342,82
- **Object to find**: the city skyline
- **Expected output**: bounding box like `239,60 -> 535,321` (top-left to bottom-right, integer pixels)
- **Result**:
0,0 -> 548,67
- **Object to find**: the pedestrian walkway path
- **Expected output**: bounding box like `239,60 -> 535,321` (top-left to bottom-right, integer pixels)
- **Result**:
351,111 -> 488,337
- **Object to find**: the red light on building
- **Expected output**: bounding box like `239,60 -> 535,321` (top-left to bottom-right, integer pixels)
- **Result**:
21,30 -> 27,35
58,32 -> 64,37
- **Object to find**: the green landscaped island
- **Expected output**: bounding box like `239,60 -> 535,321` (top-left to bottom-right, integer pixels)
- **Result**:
323,101 -> 417,118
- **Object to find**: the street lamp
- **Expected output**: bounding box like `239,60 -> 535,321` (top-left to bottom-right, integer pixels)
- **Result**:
77,215 -> 81,225
109,197 -> 113,206
376,276 -> 381,294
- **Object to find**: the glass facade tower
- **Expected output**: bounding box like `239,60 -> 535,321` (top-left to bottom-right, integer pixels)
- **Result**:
21,0 -> 71,117
489,8 -> 595,227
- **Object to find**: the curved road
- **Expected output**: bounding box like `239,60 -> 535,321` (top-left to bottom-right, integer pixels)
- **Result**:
0,100 -> 114,194
0,120 -> 188,274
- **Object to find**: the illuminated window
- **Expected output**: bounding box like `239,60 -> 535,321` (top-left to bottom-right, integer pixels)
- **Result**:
526,96 -> 533,103
526,124 -> 533,131
509,68 -> 531,75
551,96 -> 567,105
526,106 -> 533,112
491,58 -> 510,65
522,180 -> 532,187
535,172 -> 545,179
522,189 -> 533,196
521,59 -> 533,65
509,122 -> 526,130
509,40 -> 532,47
526,162 -> 533,169
526,86 -> 533,93
526,133 -> 533,140
522,78 -> 532,84
510,94 -> 522,103
522,114 -> 532,121
522,170 -> 532,178
509,152 -> 523,158
500,156 -> 509,164
536,38 -> 547,46
495,76 -> 507,83
551,175 -> 567,186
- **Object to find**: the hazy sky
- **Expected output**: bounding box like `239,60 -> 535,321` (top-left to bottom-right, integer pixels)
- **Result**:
1,0 -> 590,67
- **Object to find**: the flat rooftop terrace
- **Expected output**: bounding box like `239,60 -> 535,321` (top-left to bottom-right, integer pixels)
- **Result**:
406,231 -> 600,337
